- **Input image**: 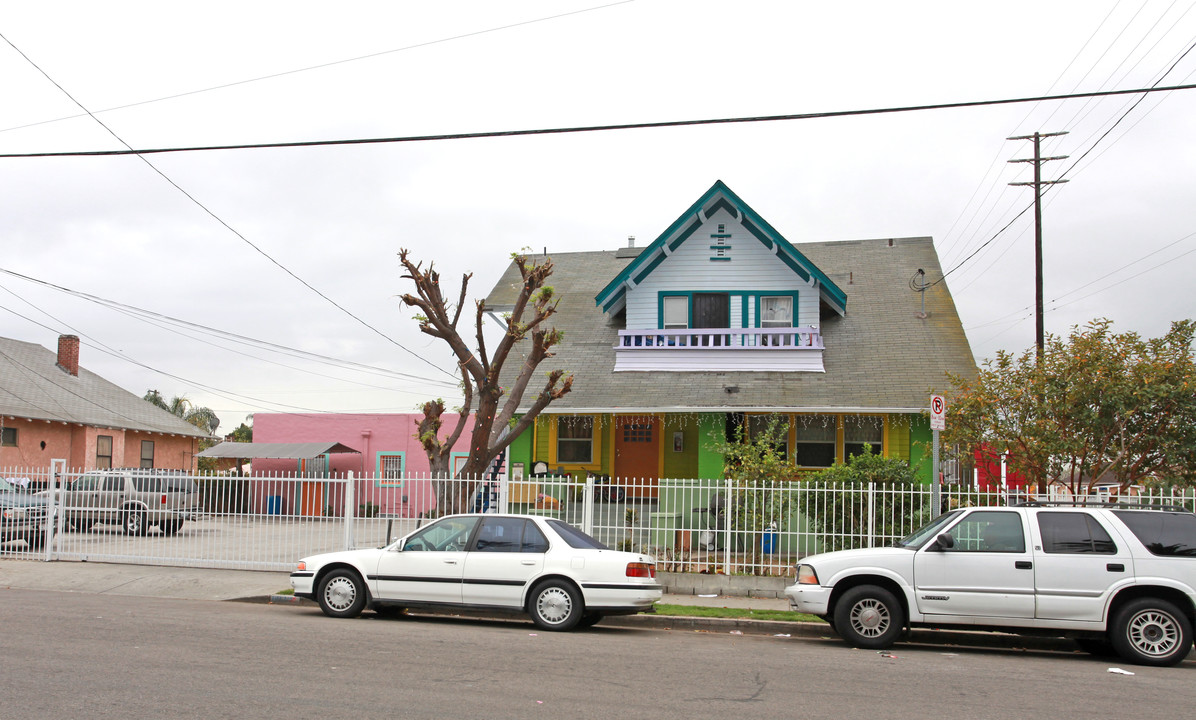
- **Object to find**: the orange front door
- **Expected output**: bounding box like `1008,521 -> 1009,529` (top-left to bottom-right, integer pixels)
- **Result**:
614,416 -> 660,498
299,481 -> 324,516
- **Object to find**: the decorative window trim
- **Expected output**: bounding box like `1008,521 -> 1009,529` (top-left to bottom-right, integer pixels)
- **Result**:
376,452 -> 406,487
554,415 -> 596,467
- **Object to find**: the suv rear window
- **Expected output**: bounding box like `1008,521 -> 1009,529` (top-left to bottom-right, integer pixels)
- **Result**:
1037,512 -> 1117,554
1112,510 -> 1196,557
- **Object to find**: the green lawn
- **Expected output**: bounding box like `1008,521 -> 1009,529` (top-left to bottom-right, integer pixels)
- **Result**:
651,603 -> 824,623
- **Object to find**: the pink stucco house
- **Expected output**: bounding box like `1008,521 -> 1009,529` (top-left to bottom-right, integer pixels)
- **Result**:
250,412 -> 477,517
0,334 -> 209,475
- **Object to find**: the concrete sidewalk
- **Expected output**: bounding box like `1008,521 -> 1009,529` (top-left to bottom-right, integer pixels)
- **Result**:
0,558 -> 1080,654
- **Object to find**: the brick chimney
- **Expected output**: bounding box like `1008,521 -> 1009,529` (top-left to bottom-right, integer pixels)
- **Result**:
57,334 -> 80,376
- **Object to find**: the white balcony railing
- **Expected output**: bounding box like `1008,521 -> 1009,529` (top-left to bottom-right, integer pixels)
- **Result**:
615,327 -> 823,350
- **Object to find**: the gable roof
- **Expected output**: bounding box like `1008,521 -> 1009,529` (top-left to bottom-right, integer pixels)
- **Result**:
197,441 -> 360,459
594,180 -> 848,316
0,336 -> 210,437
485,236 -> 976,414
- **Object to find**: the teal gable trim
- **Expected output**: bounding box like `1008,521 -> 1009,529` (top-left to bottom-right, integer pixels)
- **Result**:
594,180 -> 848,315
669,217 -> 703,252
633,251 -> 669,285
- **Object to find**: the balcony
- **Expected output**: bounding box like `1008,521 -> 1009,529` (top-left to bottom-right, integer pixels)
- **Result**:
613,327 -> 824,373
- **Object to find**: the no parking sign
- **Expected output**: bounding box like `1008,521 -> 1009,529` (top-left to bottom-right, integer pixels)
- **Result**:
930,394 -> 946,431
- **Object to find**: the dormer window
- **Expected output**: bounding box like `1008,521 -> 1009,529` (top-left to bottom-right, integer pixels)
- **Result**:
663,296 -> 689,329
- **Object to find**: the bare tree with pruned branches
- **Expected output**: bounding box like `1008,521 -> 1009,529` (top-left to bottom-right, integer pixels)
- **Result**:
398,249 -> 573,514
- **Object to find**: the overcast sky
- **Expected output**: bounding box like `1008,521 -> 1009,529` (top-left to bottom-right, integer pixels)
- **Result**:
2,1 -> 1194,434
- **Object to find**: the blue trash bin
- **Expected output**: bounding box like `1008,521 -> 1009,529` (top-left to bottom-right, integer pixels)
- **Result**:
761,530 -> 777,554
267,495 -> 284,515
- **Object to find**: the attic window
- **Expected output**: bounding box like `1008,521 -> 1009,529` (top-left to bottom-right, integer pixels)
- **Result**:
710,223 -> 732,262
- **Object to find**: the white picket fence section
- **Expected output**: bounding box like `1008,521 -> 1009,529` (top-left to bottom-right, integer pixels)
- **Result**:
3,465 -> 1194,576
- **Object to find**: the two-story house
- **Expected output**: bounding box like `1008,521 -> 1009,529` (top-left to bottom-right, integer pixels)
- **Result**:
484,181 -> 976,494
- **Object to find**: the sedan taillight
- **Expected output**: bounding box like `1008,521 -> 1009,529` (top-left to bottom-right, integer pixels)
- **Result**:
626,562 -> 655,579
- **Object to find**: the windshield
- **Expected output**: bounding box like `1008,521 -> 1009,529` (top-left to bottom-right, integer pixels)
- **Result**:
895,510 -> 962,549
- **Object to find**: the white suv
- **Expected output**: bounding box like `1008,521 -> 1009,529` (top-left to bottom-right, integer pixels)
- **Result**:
786,503 -> 1196,666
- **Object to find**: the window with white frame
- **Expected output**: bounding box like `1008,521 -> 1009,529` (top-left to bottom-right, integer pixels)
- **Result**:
663,296 -> 689,329
843,416 -> 883,459
793,415 -> 836,468
557,416 -> 594,464
760,295 -> 793,346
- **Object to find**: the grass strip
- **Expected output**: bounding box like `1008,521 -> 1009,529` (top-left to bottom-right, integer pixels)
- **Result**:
651,603 -> 824,623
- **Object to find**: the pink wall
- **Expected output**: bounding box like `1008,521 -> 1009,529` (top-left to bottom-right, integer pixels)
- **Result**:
253,413 -> 476,477
0,418 -> 197,472
251,413 -> 478,518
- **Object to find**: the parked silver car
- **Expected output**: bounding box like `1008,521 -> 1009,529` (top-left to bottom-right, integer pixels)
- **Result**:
60,469 -> 202,535
1,476 -> 51,548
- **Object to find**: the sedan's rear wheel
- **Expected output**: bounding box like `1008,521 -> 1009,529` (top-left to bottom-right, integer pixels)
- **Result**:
1110,598 -> 1192,667
318,569 -> 367,618
833,585 -> 905,649
528,580 -> 582,631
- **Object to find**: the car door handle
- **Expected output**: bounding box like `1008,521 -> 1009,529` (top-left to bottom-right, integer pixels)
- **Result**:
442,559 -> 457,565
1107,563 -> 1125,572
521,560 -> 537,566
1015,561 -> 1033,570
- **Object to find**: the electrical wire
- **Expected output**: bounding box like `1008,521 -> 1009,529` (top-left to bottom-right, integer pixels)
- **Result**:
0,1 -> 636,136
3,83 -> 1195,159
0,30 -> 458,382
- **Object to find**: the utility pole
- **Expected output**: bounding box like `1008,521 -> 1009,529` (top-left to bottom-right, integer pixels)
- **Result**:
1008,131 -> 1068,358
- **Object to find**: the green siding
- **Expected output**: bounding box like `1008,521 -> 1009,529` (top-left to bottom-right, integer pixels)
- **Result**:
662,414 -> 699,479
508,419 -> 532,469
696,413 -> 727,479
908,415 -> 933,483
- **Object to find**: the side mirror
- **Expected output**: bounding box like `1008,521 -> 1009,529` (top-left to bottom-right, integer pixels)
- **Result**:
933,533 -> 955,551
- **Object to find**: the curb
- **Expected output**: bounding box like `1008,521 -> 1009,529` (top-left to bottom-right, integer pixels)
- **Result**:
241,594 -> 1078,654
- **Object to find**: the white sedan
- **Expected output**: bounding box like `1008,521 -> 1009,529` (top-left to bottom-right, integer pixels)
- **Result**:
291,513 -> 662,631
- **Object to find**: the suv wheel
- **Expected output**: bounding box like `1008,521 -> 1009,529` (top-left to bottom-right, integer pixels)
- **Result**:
834,585 -> 905,649
123,510 -> 148,536
1110,598 -> 1192,667
159,519 -> 183,536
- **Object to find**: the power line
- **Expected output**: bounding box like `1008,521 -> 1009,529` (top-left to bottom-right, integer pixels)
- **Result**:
3,83 -> 1195,159
0,1 -> 636,136
0,30 -> 458,382
0,265 -> 459,388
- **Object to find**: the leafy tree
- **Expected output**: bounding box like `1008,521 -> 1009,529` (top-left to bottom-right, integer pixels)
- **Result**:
798,447 -> 924,551
708,415 -> 794,572
943,319 -> 1196,493
398,249 -> 573,513
143,390 -> 221,434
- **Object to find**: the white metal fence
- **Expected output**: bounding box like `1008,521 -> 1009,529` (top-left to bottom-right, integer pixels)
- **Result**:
4,465 -> 1194,575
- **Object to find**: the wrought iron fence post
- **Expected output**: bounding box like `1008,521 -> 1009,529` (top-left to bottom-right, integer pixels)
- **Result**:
47,458 -> 66,561
582,475 -> 594,535
867,482 -> 876,548
723,478 -> 733,575
343,472 -> 355,550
